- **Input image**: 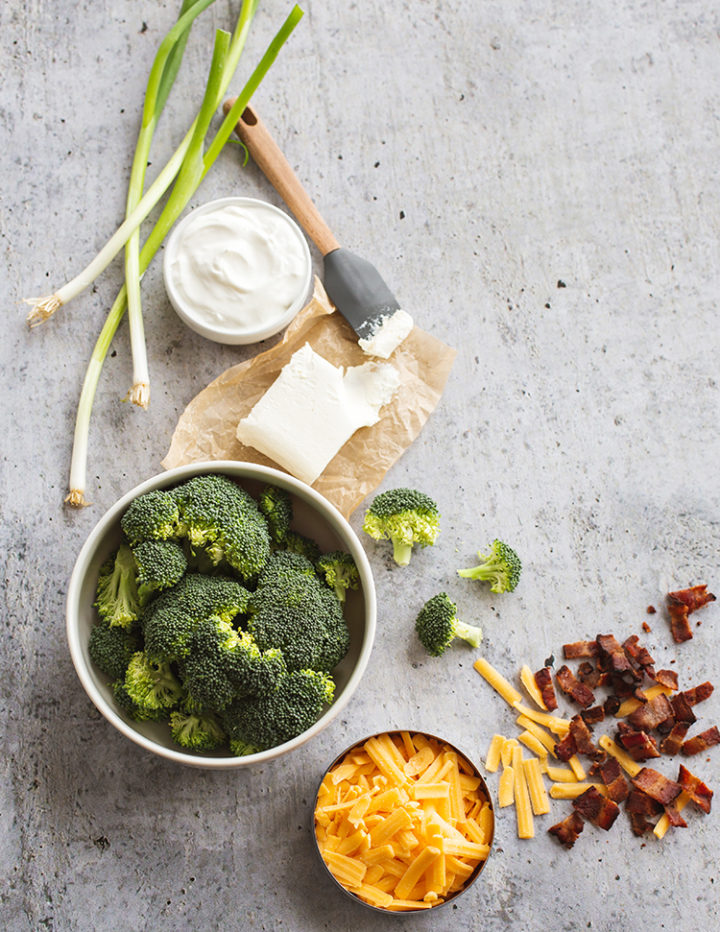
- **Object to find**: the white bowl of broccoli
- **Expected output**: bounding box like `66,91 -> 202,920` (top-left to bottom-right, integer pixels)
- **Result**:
66,462 -> 376,769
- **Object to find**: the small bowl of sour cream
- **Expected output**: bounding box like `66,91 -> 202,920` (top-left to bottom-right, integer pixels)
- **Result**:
163,196 -> 312,344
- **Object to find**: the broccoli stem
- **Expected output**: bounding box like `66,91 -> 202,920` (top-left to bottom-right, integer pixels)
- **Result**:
392,539 -> 413,566
454,620 -> 483,649
458,562 -> 499,581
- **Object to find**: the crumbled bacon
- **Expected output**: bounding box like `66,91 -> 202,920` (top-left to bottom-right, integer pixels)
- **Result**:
572,786 -> 620,830
628,811 -> 654,835
622,635 -> 656,678
653,669 -> 678,690
533,666 -> 558,711
598,757 -> 629,803
677,764 -> 713,814
548,811 -> 584,848
659,722 -> 690,756
616,726 -> 660,762
581,705 -> 605,726
662,804 -> 687,828
596,634 -> 637,677
569,714 -> 600,759
627,693 -> 674,732
625,789 -> 663,816
666,585 -> 716,644
555,665 -> 595,708
562,641 -> 598,659
680,682 -> 714,707
670,692 -> 697,725
681,725 -> 720,757
576,662 -> 607,689
603,694 -> 622,716
631,767 -> 682,805
554,731 -> 578,762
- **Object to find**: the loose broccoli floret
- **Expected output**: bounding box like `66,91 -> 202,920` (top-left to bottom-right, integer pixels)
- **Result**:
169,705 -> 226,751
249,568 -> 349,673
223,670 -> 336,755
258,484 -> 293,544
89,620 -> 142,681
120,489 -> 180,545
133,539 -> 187,602
94,545 -> 141,628
142,574 -> 251,662
457,539 -> 522,593
415,592 -> 483,656
283,531 -> 321,564
362,488 -> 440,566
122,651 -> 183,718
172,474 -> 271,580
316,550 -> 360,603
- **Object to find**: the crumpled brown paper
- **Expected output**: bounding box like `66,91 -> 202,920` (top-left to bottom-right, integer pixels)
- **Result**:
162,278 -> 456,516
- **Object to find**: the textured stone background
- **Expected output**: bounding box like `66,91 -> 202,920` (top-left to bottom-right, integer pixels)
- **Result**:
2,1 -> 719,929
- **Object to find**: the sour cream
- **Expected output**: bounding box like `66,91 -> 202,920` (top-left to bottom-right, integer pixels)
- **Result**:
164,197 -> 311,344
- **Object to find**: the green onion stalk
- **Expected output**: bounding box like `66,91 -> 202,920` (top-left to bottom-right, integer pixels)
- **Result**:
65,4 -> 303,506
25,0 -> 259,330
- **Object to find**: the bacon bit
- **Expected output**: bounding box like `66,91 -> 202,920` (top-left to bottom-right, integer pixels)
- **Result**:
563,641 -> 599,660
603,695 -> 622,717
572,786 -> 604,821
681,726 -> 720,757
555,665 -> 595,708
616,727 -> 660,762
596,634 -> 636,677
666,585 -> 716,644
622,635 -> 655,678
581,705 -> 605,727
646,606 -> 656,615
631,767 -> 682,805
677,764 -> 713,814
627,693 -> 674,732
548,811 -> 585,848
609,673 -> 637,700
570,714 -> 601,759
625,789 -> 663,817
662,804 -> 687,828
628,811 -> 654,835
572,786 -> 620,831
554,731 -> 578,762
534,666 -> 558,711
653,669 -> 678,690
680,681 -> 714,707
598,757 -> 629,803
670,692 -> 697,725
576,662 -> 607,690
659,723 -> 690,756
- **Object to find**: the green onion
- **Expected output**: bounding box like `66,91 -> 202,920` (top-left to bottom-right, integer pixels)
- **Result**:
65,4 -> 303,506
126,0 -> 215,409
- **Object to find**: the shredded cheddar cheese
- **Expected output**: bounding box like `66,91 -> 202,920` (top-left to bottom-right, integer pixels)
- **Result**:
314,732 -> 492,910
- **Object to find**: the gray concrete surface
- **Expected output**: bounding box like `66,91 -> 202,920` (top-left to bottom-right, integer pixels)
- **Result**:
2,0 -> 719,929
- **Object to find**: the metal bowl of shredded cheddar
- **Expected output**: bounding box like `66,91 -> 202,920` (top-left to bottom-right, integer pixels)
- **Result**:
313,730 -> 494,913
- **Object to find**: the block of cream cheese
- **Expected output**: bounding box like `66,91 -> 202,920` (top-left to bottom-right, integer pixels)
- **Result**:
236,343 -> 401,485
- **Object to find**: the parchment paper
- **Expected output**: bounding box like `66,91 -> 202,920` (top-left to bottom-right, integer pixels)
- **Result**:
162,278 -> 456,516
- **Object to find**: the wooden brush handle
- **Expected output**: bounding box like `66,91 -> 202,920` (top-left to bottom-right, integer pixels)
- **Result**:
224,101 -> 340,256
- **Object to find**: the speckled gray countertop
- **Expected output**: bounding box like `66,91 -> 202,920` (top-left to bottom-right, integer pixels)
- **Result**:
2,1 -> 719,929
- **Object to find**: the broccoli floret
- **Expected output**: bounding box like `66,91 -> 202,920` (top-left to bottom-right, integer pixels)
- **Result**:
88,620 -> 142,681
121,651 -> 183,718
169,705 -> 226,751
415,592 -> 483,656
142,574 -> 251,662
316,550 -> 360,603
249,569 -> 348,673
258,484 -> 293,544
255,550 -> 318,591
223,670 -> 335,755
112,680 -> 168,722
457,540 -> 522,593
133,539 -> 187,602
181,618 -> 244,711
172,474 -> 271,580
362,488 -> 440,566
94,545 -> 141,628
283,531 -> 321,564
121,489 -> 180,545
